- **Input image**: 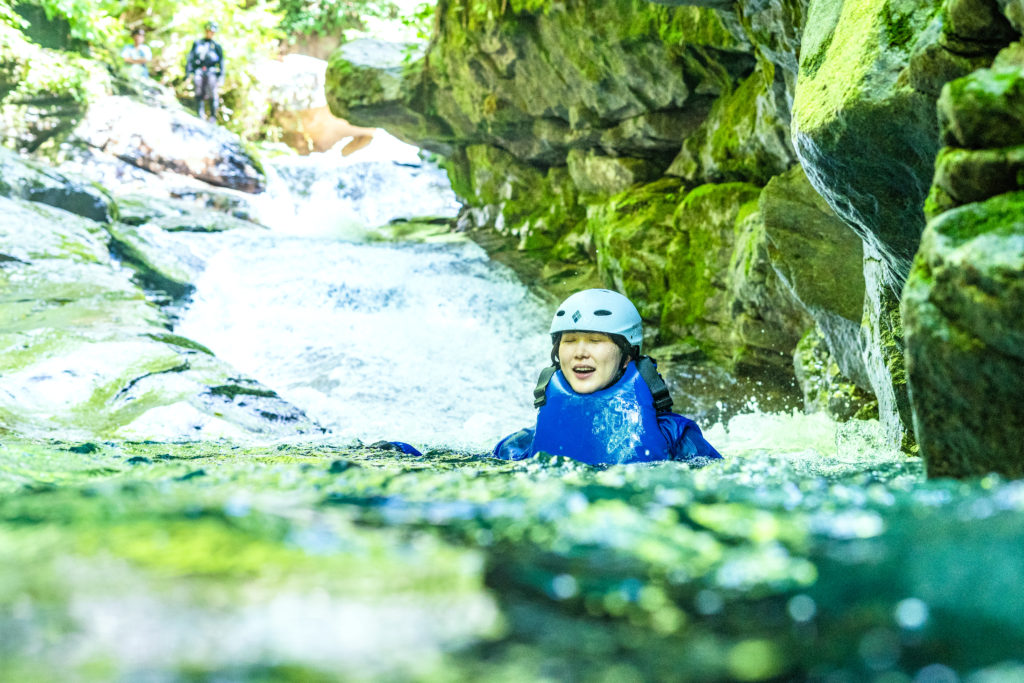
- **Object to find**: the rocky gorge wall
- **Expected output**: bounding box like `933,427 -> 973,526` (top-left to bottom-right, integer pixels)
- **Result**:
326,0 -> 1024,477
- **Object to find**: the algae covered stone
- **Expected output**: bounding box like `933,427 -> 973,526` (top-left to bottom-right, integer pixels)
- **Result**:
903,190 -> 1024,477
792,0 -> 943,286
660,182 -> 762,361
0,146 -> 114,223
586,177 -> 686,326
760,164 -> 868,388
0,195 -> 316,441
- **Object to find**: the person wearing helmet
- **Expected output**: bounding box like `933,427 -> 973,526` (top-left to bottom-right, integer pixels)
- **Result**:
492,289 -> 722,464
185,21 -> 225,122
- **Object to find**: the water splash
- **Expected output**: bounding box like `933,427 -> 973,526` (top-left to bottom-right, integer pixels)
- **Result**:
175,134 -> 549,449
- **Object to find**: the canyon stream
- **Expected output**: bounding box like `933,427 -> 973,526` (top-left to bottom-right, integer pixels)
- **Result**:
3,134 -> 1023,683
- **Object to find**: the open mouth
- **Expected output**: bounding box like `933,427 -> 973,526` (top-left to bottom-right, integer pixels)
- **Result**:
572,365 -> 596,377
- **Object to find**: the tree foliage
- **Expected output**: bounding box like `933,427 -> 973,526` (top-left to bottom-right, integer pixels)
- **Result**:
277,0 -> 400,38
6,0 -> 435,140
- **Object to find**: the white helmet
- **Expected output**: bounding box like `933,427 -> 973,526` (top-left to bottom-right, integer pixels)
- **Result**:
549,289 -> 643,349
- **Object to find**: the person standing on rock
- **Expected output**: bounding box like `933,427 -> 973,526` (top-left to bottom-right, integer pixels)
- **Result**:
121,28 -> 152,79
186,21 -> 225,122
492,289 -> 723,465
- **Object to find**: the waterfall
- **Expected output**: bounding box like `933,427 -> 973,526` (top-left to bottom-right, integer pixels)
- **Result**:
175,132 -> 550,450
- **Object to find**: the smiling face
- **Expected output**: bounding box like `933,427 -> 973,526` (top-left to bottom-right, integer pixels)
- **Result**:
558,331 -> 626,394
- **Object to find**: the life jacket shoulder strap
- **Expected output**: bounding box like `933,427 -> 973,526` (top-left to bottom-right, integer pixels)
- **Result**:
533,365 -> 558,408
635,356 -> 674,413
533,358 -> 673,411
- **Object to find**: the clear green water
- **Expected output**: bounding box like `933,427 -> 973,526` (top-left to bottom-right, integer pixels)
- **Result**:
2,424 -> 1022,681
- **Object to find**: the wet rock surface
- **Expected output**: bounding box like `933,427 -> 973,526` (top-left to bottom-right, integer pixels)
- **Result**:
903,39 -> 1024,476
69,96 -> 266,194
904,192 -> 1024,477
0,156 -> 316,441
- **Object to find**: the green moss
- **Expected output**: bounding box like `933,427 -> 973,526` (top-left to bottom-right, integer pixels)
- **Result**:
882,4 -> 914,50
209,384 -> 279,400
147,333 -> 215,356
800,29 -> 833,80
586,177 -> 685,319
659,182 -> 760,356
793,0 -> 890,132
929,190 -> 1024,243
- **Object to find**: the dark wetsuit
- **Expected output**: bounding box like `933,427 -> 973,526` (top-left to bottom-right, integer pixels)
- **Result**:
186,38 -> 224,120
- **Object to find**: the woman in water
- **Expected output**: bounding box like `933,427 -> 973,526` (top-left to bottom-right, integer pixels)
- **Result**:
493,288 -> 721,464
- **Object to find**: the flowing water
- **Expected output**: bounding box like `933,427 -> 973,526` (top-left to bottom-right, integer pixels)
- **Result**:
4,134 -> 1024,682
173,137 -> 550,449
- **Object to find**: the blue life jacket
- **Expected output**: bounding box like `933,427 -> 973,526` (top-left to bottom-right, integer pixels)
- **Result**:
532,361 -> 671,465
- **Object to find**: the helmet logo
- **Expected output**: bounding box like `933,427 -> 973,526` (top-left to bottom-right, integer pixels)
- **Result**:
572,310 -> 581,323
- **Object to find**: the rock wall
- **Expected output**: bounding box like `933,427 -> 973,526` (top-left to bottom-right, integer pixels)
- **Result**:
326,0 -> 1024,472
903,31 -> 1024,477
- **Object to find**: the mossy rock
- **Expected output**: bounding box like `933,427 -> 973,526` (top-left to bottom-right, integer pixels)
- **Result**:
903,194 -> 1024,476
104,222 -> 202,300
114,192 -> 265,232
450,144 -> 584,250
566,149 -> 660,198
759,164 -> 869,388
939,64 -> 1024,149
725,193 -> 813,372
0,146 -> 115,222
660,181 -> 761,360
0,195 -> 318,441
667,63 -> 794,185
931,144 -> 1024,213
793,326 -> 877,420
586,177 -> 686,326
326,4 -> 751,163
792,0 -> 945,286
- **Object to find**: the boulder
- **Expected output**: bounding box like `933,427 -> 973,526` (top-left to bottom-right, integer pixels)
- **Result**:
903,191 -> 1024,477
668,64 -> 796,185
114,192 -> 266,232
726,195 -> 812,371
793,326 -> 877,420
759,164 -> 869,389
105,222 -> 204,300
69,96 -> 266,193
326,3 -> 752,165
903,50 -> 1024,476
588,178 -> 688,330
567,149 -> 660,198
261,54 -> 377,155
0,146 -> 115,222
792,0 -> 944,288
0,195 -> 318,440
661,182 -> 763,361
448,144 -> 584,250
